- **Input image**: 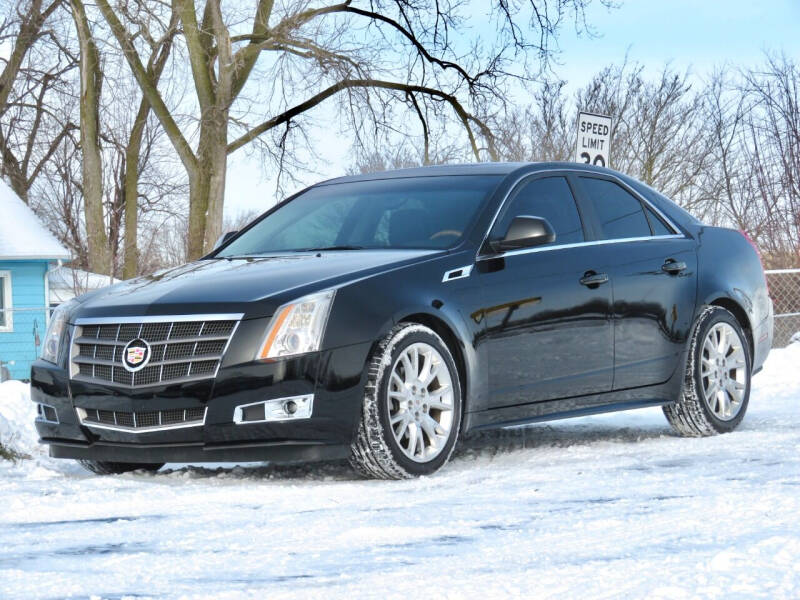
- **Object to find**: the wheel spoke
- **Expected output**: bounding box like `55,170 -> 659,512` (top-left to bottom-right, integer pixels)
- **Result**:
411,346 -> 420,377
391,371 -> 405,389
418,350 -> 433,384
426,414 -> 447,436
432,383 -> 451,398
420,416 -> 439,447
718,390 -> 731,417
703,337 -> 718,360
400,353 -> 414,378
395,419 -> 408,440
428,400 -> 452,412
728,348 -> 746,368
406,422 -> 419,456
717,326 -> 728,354
422,362 -> 441,387
725,380 -> 744,402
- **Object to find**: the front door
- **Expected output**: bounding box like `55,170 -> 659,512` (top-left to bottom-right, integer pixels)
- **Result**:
476,175 -> 614,408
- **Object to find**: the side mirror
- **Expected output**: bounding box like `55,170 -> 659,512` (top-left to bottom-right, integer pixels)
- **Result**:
213,230 -> 238,250
489,216 -> 556,253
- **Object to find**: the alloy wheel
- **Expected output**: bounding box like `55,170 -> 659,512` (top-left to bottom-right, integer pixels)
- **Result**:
387,342 -> 455,463
700,322 -> 748,421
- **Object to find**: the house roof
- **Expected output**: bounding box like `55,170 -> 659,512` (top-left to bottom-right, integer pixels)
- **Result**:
48,266 -> 119,305
0,178 -> 70,260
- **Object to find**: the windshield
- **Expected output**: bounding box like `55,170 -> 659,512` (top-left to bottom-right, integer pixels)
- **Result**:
217,175 -> 503,256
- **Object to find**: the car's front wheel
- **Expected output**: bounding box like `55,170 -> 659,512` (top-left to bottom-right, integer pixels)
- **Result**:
349,323 -> 463,479
664,306 -> 751,436
78,460 -> 164,475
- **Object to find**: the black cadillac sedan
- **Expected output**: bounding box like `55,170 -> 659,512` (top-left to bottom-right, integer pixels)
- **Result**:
31,162 -> 774,479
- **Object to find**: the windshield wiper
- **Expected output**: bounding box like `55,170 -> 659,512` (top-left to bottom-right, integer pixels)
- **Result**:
295,245 -> 366,252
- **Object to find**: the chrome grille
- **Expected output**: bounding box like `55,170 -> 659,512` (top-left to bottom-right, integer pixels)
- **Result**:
79,406 -> 206,431
71,316 -> 240,389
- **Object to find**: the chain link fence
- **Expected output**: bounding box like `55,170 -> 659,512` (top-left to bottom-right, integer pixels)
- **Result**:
765,268 -> 800,348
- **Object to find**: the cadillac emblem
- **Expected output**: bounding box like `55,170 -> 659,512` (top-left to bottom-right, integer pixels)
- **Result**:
122,338 -> 151,372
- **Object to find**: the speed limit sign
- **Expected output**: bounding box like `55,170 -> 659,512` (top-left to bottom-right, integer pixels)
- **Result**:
575,112 -> 612,168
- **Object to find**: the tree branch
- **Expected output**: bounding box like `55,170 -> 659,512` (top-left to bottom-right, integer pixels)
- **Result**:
229,0 -> 275,100
227,78 -> 494,160
173,0 -> 215,107
96,0 -> 198,174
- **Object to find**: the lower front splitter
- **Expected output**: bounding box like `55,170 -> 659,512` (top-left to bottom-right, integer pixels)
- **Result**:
43,438 -> 349,464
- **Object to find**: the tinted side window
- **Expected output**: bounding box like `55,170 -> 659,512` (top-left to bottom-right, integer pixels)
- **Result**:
494,176 -> 584,246
644,205 -> 675,236
580,177 -> 652,239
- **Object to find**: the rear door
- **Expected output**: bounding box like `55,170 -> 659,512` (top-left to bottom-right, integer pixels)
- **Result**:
574,175 -> 698,389
476,174 -> 614,407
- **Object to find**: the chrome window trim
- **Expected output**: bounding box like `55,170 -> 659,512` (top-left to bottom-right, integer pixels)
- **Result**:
477,234 -> 686,262
72,313 -> 244,326
75,406 -> 208,433
477,168 -> 685,261
442,265 -> 474,282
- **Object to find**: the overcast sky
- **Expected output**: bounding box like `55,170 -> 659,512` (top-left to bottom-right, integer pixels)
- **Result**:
224,0 -> 800,219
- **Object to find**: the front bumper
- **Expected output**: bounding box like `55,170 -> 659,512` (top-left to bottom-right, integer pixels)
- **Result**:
31,340 -> 373,464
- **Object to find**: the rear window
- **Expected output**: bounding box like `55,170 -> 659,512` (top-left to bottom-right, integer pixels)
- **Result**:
644,205 -> 675,236
580,177 -> 652,240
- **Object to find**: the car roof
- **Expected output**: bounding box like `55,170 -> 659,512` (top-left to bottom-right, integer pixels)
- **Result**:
316,161 -> 621,186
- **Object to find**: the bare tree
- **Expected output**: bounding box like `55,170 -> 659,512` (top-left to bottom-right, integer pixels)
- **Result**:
0,0 -> 76,202
91,0 -> 612,261
740,54 -> 800,266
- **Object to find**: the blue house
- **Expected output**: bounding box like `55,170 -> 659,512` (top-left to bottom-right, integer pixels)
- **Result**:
0,180 -> 70,380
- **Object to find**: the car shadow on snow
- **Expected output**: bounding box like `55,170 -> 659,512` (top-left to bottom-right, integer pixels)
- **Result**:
150,418 -> 674,482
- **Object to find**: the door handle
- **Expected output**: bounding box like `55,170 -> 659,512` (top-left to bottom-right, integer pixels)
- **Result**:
580,271 -> 609,287
662,259 -> 687,274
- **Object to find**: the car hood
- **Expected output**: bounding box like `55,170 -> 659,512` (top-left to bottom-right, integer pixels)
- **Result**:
71,249 -> 442,321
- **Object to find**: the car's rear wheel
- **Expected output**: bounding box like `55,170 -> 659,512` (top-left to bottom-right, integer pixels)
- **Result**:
78,460 -> 164,475
663,306 -> 751,436
349,323 -> 462,479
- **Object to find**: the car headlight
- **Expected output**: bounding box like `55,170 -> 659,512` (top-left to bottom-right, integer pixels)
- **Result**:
41,304 -> 70,364
255,290 -> 336,360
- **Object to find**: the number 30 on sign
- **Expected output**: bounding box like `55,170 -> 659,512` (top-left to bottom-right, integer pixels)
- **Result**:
575,112 -> 612,168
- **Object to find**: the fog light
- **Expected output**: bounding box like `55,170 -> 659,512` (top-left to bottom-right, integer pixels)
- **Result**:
233,394 -> 313,424
36,403 -> 59,424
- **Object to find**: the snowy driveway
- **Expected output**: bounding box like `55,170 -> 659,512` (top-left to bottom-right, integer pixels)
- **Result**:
1,346 -> 799,599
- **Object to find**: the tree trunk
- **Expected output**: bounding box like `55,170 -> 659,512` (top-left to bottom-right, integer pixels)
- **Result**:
71,0 -> 110,275
188,105 -> 228,259
122,100 -> 148,279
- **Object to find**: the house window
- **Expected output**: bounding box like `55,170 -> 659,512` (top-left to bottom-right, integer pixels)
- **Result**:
0,271 -> 12,332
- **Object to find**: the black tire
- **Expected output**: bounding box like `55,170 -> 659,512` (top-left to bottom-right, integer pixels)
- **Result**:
663,306 -> 752,436
78,460 -> 164,475
349,323 -> 463,479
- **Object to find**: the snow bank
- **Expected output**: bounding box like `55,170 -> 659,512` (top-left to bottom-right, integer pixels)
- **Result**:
0,381 -> 39,458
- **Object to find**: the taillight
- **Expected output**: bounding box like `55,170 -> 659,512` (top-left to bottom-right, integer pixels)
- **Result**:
739,230 -> 769,294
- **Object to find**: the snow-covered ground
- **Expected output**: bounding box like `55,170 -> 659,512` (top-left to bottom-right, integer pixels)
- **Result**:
1,345 -> 799,599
